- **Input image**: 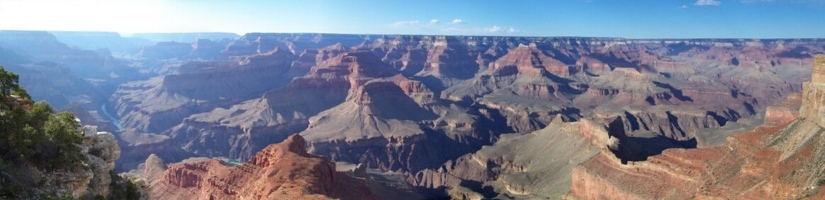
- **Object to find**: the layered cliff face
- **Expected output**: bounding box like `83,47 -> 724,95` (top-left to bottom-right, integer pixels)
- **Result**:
158,51 -> 386,162
106,35 -> 825,198
145,134 -> 379,200
568,55 -> 825,199
801,56 -> 825,127
112,48 -> 297,134
301,74 -> 492,172
4,31 -> 825,199
412,117 -> 609,199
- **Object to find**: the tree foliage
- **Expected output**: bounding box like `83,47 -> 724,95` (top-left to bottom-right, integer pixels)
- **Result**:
0,66 -> 19,97
0,65 -> 83,170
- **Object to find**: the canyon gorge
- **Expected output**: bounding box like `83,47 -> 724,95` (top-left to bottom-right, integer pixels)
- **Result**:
1,30 -> 824,199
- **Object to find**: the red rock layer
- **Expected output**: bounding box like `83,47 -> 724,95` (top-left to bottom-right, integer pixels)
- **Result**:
149,134 -> 378,200
569,121 -> 825,199
568,58 -> 825,199
488,44 -> 569,77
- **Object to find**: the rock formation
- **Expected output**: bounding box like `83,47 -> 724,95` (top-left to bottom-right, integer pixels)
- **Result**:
4,31 -> 825,199
0,128 -> 133,199
802,56 -> 825,127
412,116 -> 609,199
105,36 -> 825,199
567,55 -> 825,199
145,134 -> 379,200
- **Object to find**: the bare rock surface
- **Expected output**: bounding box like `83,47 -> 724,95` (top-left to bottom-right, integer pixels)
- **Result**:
567,55 -> 825,199
146,134 -> 379,200
412,116 -> 608,199
104,35 -> 825,198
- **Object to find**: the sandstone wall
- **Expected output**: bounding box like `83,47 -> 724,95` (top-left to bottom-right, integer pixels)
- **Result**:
813,55 -> 825,84
801,55 -> 825,128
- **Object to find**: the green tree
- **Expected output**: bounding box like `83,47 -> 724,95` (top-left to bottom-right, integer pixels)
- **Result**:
41,111 -> 83,168
0,66 -> 88,198
0,66 -> 20,97
0,65 -> 82,169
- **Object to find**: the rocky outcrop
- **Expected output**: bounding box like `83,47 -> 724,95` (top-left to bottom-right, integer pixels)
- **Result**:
567,55 -> 825,199
801,56 -> 825,127
22,131 -> 127,199
146,134 -> 378,200
412,117 -> 608,199
300,73 -> 506,172
78,132 -> 121,197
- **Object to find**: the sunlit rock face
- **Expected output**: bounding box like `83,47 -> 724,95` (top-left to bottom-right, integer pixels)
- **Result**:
567,55 -> 825,200
145,134 -> 379,200
801,56 -> 825,128
102,34 -> 825,198
3,29 -> 824,199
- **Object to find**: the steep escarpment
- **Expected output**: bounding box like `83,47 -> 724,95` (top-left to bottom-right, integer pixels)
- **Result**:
112,48 -> 297,134
568,55 -> 825,199
107,36 -> 824,197
145,134 -> 378,200
301,73 -> 508,172
164,79 -> 349,161
109,47 -> 306,171
412,117 -> 609,199
161,51 -> 385,161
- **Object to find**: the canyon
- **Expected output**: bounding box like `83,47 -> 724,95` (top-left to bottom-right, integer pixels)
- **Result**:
1,30 -> 824,199
567,55 -> 825,199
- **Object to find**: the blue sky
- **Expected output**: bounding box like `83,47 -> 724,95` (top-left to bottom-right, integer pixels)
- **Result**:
0,0 -> 823,38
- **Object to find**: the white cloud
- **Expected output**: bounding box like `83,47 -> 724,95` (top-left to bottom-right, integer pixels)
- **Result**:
444,27 -> 461,32
483,26 -> 521,33
391,20 -> 422,28
681,5 -> 689,8
390,19 -> 523,35
695,0 -> 721,6
485,26 -> 502,33
507,27 -> 521,33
